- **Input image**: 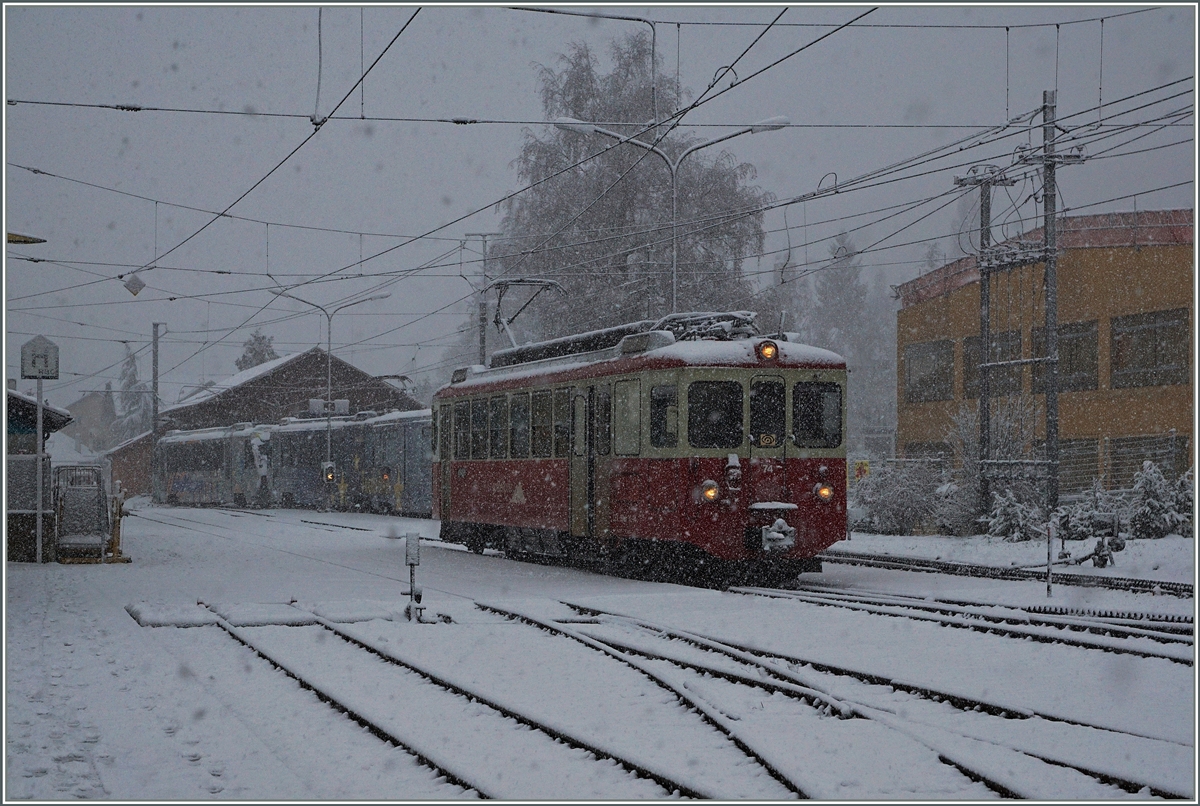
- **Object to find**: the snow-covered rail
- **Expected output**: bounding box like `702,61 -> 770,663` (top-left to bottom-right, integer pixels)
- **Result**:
560,602 -> 1194,800
730,585 -> 1194,665
819,548 -> 1194,597
193,607 -> 679,800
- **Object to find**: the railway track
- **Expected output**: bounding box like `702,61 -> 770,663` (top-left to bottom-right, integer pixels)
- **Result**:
192,605 -> 687,800
730,585 -> 1194,665
820,548 -> 1194,598
555,601 -> 1194,800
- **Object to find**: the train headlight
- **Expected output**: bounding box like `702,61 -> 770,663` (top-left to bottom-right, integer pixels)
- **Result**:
700,480 -> 720,502
756,340 -> 779,361
814,483 -> 834,502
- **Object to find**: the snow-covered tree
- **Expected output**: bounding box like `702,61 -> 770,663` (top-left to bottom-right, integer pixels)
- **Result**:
803,234 -> 898,457
491,30 -> 772,340
851,459 -> 942,535
1174,467 -> 1194,538
236,328 -> 280,372
1130,460 -> 1178,540
936,396 -> 1039,535
988,489 -> 1044,542
112,344 -> 152,442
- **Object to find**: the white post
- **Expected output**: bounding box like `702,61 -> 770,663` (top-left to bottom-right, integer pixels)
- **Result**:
36,378 -> 44,564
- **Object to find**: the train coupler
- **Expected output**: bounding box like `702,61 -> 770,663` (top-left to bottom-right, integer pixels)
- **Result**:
761,518 -> 797,552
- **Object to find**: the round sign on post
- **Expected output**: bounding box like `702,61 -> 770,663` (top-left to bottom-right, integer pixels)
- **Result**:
21,336 -> 59,564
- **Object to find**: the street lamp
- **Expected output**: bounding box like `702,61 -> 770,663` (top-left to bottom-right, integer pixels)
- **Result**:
555,115 -> 789,313
269,290 -> 391,477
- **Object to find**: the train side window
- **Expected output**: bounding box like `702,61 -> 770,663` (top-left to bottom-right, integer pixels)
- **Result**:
553,388 -> 572,457
793,382 -> 842,448
572,395 -> 586,456
488,396 -> 508,458
688,381 -> 744,449
613,379 -> 641,456
594,385 -> 611,456
438,405 -> 451,462
531,390 -> 553,458
431,411 -> 439,458
650,385 -> 678,448
453,401 -> 471,460
470,399 -> 488,459
509,393 -> 531,458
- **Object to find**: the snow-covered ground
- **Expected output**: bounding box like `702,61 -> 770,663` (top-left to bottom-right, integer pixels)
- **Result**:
5,501 -> 1194,800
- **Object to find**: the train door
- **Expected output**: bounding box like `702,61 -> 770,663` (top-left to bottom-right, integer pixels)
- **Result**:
748,374 -> 788,501
438,405 -> 452,519
568,387 -> 595,538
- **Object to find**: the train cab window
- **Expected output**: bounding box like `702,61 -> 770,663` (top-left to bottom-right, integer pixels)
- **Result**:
749,379 -> 786,448
553,388 -> 572,458
438,405 -> 451,462
242,441 -> 254,470
595,385 -> 611,456
531,390 -> 553,458
470,399 -> 488,459
650,385 -> 679,448
431,410 -> 439,458
793,382 -> 842,448
488,396 -> 508,458
453,401 -> 471,460
509,393 -> 531,459
613,379 -> 641,456
688,381 -> 744,449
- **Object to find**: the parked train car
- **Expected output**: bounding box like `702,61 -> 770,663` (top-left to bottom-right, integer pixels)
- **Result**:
362,409 -> 434,516
156,422 -> 272,507
432,311 -> 848,584
152,410 -> 434,516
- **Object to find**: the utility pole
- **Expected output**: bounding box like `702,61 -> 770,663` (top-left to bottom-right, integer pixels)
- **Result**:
1041,89 -> 1061,515
465,232 -> 502,366
151,323 -> 162,499
954,166 -> 1015,520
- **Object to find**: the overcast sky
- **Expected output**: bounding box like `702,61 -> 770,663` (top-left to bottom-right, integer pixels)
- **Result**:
5,3 -> 1195,409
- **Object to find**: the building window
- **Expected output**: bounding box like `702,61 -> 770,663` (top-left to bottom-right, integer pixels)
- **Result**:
963,331 -> 1021,398
1111,308 -> 1190,388
1031,321 -> 1098,393
904,340 -> 954,402
649,385 -> 678,448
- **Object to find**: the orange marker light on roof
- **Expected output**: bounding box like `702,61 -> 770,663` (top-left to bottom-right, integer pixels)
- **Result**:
757,341 -> 778,361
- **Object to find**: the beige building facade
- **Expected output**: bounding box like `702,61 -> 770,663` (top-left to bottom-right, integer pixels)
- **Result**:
895,209 -> 1193,492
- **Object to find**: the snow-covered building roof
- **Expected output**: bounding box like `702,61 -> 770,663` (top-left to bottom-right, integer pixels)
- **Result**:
159,351 -> 304,416
6,388 -> 73,438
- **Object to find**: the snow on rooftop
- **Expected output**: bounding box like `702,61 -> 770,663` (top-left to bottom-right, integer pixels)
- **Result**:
7,387 -> 72,420
159,350 -> 308,415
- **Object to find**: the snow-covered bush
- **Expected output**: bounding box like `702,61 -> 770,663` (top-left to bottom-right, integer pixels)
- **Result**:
1129,460 -> 1177,540
851,460 -> 942,535
1174,467 -> 1194,538
1052,480 -> 1125,542
987,489 -> 1045,542
936,398 -> 1039,536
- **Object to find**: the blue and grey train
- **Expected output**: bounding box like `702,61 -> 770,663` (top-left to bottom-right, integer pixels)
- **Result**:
153,409 -> 433,516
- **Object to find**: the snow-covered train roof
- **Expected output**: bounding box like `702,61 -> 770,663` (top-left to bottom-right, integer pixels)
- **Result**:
361,408 -> 432,426
440,323 -> 846,396
158,422 -> 276,445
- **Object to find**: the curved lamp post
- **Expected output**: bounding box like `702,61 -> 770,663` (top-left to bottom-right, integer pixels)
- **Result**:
554,115 -> 789,313
270,290 -> 391,470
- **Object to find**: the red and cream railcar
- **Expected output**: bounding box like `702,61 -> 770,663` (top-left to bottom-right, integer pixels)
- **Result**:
432,312 -> 848,582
